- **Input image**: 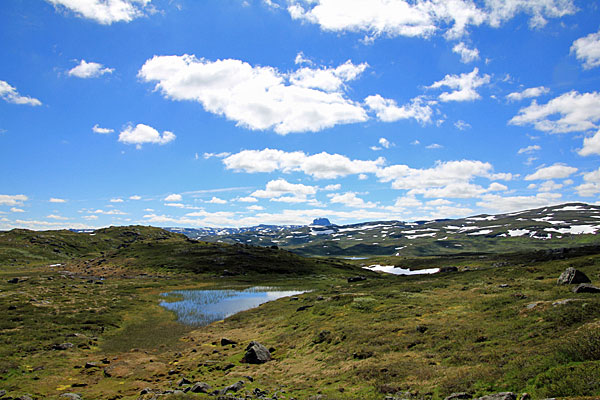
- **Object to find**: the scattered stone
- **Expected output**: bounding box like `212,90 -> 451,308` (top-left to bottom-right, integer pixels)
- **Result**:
347,276 -> 366,283
84,362 -> 97,369
221,380 -> 244,394
18,396 -> 34,400
572,284 -> 600,293
439,266 -> 459,273
221,338 -> 237,346
474,393 -> 516,400
296,305 -> 313,312
520,394 -> 531,400
8,305 -> 17,310
241,341 -> 272,364
352,351 -> 373,360
552,299 -> 580,306
177,377 -> 191,386
167,369 -> 177,376
189,382 -> 211,393
7,278 -> 19,284
0,390 -> 5,398
53,343 -> 74,350
416,325 -> 428,334
59,394 -> 82,400
557,268 -> 591,285
444,393 -> 471,400
316,296 -> 324,301
290,297 -> 299,301
475,336 -> 488,343
499,284 -> 509,288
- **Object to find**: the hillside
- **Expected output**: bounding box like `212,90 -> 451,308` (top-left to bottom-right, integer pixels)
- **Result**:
175,203 -> 600,257
0,225 -> 360,277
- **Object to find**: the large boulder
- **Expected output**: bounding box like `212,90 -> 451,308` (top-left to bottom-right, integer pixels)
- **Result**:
241,341 -> 271,364
474,393 -> 516,400
189,382 -> 211,393
572,284 -> 600,293
557,268 -> 591,285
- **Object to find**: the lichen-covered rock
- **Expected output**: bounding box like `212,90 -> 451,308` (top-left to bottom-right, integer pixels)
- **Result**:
557,267 -> 591,285
241,341 -> 271,364
572,283 -> 600,293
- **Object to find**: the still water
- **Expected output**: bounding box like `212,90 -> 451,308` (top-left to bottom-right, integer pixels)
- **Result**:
160,287 -> 305,326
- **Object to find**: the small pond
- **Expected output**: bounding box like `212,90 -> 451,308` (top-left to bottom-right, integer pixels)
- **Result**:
160,287 -> 305,326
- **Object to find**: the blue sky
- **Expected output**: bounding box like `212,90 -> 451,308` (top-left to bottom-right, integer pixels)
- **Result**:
1,0 -> 600,229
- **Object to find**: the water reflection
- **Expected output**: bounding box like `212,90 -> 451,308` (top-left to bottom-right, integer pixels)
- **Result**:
160,287 -> 305,326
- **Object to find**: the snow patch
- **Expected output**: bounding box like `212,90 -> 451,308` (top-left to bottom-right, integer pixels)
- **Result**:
364,265 -> 440,275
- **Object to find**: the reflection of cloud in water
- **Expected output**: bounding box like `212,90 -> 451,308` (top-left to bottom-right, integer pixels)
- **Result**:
364,265 -> 440,275
160,287 -> 305,326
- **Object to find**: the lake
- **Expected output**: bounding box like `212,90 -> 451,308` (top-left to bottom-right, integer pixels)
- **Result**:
160,287 -> 305,326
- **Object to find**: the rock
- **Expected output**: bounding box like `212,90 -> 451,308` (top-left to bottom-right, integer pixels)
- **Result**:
8,305 -> 17,310
347,276 -> 366,283
221,338 -> 237,346
221,380 -> 244,394
520,394 -> 531,400
177,377 -> 192,386
416,325 -> 428,333
352,351 -> 373,359
0,390 -> 5,398
7,278 -> 19,284
474,393 -> 516,400
572,283 -> 600,293
140,388 -> 153,395
296,305 -> 313,312
241,341 -> 271,364
557,267 -> 591,285
444,393 -> 471,400
18,396 -> 34,400
53,343 -> 74,350
189,382 -> 211,393
59,394 -> 82,400
84,362 -> 97,368
439,266 -> 459,273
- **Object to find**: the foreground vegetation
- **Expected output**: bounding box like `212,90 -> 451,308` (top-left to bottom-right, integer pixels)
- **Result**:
1,226 -> 600,399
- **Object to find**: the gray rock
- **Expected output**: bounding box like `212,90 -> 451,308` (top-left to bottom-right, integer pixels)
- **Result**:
221,381 -> 244,394
52,343 -> 74,350
220,338 -> 237,346
475,393 -> 516,400
140,388 -> 153,395
440,266 -> 459,273
520,394 -> 531,400
59,394 -> 82,400
241,341 -> 271,364
7,278 -> 19,284
557,267 -> 591,285
0,389 -> 5,398
347,276 -> 367,283
189,382 -> 211,393
444,393 -> 471,400
572,283 -> 600,293
177,377 -> 191,386
18,396 -> 34,400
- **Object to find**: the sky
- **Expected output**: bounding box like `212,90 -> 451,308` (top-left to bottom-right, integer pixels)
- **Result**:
1,0 -> 600,230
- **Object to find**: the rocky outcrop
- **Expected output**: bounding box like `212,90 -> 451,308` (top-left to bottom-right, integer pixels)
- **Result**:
241,341 -> 271,364
572,283 -> 600,293
557,267 -> 591,285
444,393 -> 471,400
474,393 -> 516,400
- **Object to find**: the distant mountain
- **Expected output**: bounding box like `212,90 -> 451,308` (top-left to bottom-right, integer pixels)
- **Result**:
312,218 -> 332,226
167,203 -> 600,257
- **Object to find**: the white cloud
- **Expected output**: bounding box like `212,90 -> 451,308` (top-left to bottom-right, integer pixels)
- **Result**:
110,198 -> 124,203
138,55 -> 368,134
578,130 -> 600,156
454,120 -> 471,130
46,214 -> 68,220
571,29 -> 600,69
509,91 -> 600,134
427,68 -> 490,102
576,167 -> 600,196
286,0 -> 575,41
517,145 -> 541,154
378,137 -> 392,149
294,51 -> 313,66
164,194 -> 182,202
118,123 -> 175,149
10,208 -> 25,213
251,179 -> 317,203
207,197 -> 227,204
90,209 -> 127,215
324,184 -> 341,191
365,94 -> 432,124
538,180 -> 563,192
203,152 -> 231,159
328,192 -> 377,208
393,195 -> 422,208
247,205 -> 264,211
452,42 -> 479,63
477,192 -> 562,213
49,197 -> 66,203
92,124 -> 114,134
68,60 -> 114,78
129,195 -> 142,200
525,163 -> 578,180
46,0 -> 153,24
426,143 -> 443,149
408,182 -> 493,199
506,86 -> 550,102
0,195 -> 28,206
164,203 -> 185,208
237,196 -> 258,203
0,80 -> 42,106
223,148 -> 384,179
83,215 -> 98,221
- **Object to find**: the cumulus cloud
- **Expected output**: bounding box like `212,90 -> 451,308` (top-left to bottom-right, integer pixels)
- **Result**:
538,180 -> 563,192
251,179 -> 317,203
49,198 -> 66,203
92,124 -> 114,134
129,195 -> 142,200
294,51 -> 313,66
223,148 -> 384,179
206,197 -> 227,204
509,91 -> 600,134
237,196 -> 258,203
477,192 -> 562,213
0,80 -> 42,106
517,145 -> 541,154
427,68 -> 490,102
164,194 -> 182,202
118,123 -> 175,149
452,42 -> 479,63
10,208 -> 25,213
138,55 -> 368,134
328,192 -> 377,208
506,86 -> 550,102
525,163 -> 578,180
110,198 -> 124,203
0,194 -> 28,206
365,95 -> 433,124
571,29 -> 600,69
454,120 -> 471,130
576,167 -> 600,196
426,143 -> 443,149
46,0 -> 153,24
68,60 -> 114,78
285,0 -> 575,41
578,130 -> 600,156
